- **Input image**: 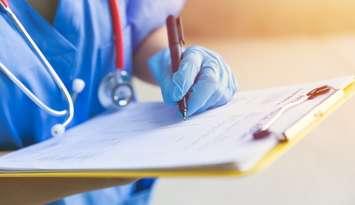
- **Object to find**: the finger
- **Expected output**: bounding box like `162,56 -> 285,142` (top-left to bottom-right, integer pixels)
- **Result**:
193,90 -> 225,115
162,48 -> 203,102
187,64 -> 220,116
194,68 -> 237,114
192,91 -> 221,115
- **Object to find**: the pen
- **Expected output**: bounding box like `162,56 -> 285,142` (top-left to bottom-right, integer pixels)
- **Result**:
166,15 -> 188,120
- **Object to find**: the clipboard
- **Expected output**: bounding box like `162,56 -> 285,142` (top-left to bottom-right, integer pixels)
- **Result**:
0,78 -> 354,179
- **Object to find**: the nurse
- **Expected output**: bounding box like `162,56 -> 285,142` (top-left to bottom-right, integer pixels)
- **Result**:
0,0 -> 237,204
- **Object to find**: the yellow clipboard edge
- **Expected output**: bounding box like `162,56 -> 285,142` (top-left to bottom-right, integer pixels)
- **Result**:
1,79 -> 354,179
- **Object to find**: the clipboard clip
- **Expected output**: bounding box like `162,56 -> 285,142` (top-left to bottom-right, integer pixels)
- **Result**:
253,85 -> 334,141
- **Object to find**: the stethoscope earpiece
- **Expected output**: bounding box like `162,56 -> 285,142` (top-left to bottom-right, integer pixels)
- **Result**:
72,78 -> 86,94
51,123 -> 66,137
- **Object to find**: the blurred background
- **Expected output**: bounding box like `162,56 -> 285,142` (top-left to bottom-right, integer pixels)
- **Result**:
182,0 -> 355,38
134,1 -> 355,204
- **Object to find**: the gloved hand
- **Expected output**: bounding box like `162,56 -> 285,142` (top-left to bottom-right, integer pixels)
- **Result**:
148,45 -> 238,116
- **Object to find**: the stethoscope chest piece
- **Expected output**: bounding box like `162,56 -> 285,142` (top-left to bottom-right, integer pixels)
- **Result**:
98,70 -> 134,109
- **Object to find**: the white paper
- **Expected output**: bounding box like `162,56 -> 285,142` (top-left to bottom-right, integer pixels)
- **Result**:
0,76 -> 353,172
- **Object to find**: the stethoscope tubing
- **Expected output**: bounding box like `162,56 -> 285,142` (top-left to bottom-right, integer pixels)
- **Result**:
0,61 -> 67,117
0,3 -> 74,128
0,0 -> 132,136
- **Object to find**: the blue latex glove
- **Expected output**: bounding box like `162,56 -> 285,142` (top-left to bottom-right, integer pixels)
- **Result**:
148,46 -> 238,116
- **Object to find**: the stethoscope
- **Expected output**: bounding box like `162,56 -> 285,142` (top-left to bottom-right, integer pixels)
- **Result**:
0,0 -> 134,137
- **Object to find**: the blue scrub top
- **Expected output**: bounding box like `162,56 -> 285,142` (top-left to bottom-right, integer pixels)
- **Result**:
0,0 -> 185,204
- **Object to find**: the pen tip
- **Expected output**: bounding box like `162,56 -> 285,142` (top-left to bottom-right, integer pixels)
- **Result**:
182,111 -> 188,120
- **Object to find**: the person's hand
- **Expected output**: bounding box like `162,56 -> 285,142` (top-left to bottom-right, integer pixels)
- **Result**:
148,46 -> 238,116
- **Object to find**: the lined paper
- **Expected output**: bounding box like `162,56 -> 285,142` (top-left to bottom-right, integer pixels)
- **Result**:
0,77 -> 352,171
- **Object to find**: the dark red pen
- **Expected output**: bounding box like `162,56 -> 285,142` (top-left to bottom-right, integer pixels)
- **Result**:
166,15 -> 188,120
